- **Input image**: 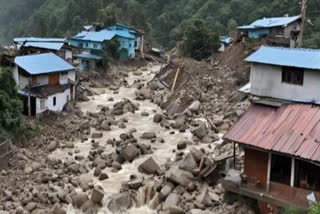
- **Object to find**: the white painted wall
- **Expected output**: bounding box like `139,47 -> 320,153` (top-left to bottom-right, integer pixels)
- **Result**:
19,74 -> 30,89
13,66 -> 19,86
250,63 -> 320,101
37,88 -> 71,114
65,50 -> 73,60
68,70 -> 76,82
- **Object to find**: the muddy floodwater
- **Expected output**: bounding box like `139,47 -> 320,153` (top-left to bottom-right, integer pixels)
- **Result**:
52,64 -> 222,213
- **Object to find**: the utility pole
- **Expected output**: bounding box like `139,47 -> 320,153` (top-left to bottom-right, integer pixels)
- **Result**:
297,0 -> 307,47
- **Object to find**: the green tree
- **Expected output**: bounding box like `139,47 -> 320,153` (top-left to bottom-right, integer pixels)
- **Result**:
180,19 -> 218,60
97,6 -> 117,27
227,19 -> 238,33
102,38 -> 120,68
0,67 -> 23,137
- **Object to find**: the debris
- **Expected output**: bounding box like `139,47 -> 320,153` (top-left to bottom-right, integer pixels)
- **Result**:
138,157 -> 160,175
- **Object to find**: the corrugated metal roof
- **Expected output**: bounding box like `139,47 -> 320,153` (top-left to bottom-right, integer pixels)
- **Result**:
238,15 -> 300,30
14,37 -> 66,43
219,36 -> 232,44
246,46 -> 320,70
19,42 -> 64,51
75,53 -> 102,60
224,104 -> 320,162
72,30 -> 116,42
15,53 -> 74,75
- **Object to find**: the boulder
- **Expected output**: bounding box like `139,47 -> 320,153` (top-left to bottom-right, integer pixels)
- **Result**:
25,202 -> 37,212
177,141 -> 187,150
169,206 -> 185,214
163,193 -> 179,210
141,132 -> 157,139
222,169 -> 241,190
107,193 -> 133,213
101,121 -> 111,131
91,188 -> 104,204
179,153 -> 198,172
48,141 -> 58,151
31,162 -> 42,171
197,188 -> 212,207
92,133 -> 103,139
160,183 -> 175,199
53,207 -> 66,214
93,168 -> 101,177
64,141 -> 74,149
153,114 -> 163,123
24,166 -> 33,174
166,166 -> 194,187
122,144 -> 140,162
188,101 -> 201,113
71,193 -> 89,209
99,173 -> 109,181
138,157 -> 160,175
68,163 -> 80,173
191,121 -> 207,139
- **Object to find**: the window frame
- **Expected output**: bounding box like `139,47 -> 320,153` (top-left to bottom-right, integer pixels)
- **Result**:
281,66 -> 304,86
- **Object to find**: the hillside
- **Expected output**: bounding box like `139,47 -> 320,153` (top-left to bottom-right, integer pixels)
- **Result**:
1,0 -> 320,48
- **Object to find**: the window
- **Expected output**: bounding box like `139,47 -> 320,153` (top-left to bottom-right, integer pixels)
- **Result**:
135,41 -> 138,48
40,100 -> 45,110
282,66 -> 304,85
53,97 -> 56,106
66,95 -> 69,102
93,43 -> 98,49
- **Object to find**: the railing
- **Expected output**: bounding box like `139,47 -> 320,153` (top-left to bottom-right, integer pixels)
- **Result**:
240,177 -> 320,209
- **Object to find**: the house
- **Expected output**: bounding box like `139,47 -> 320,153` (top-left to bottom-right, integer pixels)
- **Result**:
13,53 -> 76,117
238,16 -> 301,47
70,23 -> 138,71
247,46 -> 320,103
223,46 -> 320,213
218,36 -> 232,52
14,37 -> 73,61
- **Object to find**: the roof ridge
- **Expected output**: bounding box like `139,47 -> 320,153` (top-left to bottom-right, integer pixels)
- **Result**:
262,45 -> 320,52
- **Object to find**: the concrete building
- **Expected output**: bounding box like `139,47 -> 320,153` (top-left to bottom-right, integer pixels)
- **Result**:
14,37 -> 73,61
13,53 -> 76,117
238,16 -> 301,47
218,36 -> 232,52
70,23 -> 139,71
247,46 -> 320,103
223,46 -> 320,213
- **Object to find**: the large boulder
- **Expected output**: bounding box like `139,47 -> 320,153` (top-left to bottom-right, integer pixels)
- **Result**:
188,101 -> 201,113
91,187 -> 104,204
71,193 -> 89,209
197,188 -> 212,207
179,153 -> 198,172
48,141 -> 58,151
92,132 -> 103,139
138,157 -> 160,175
122,144 -> 140,162
163,193 -> 179,210
191,121 -> 207,139
141,132 -> 157,139
166,166 -> 194,187
153,114 -> 163,123
107,193 -> 133,213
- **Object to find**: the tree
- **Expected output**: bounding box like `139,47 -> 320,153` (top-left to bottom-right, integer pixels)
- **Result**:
180,19 -> 218,61
102,38 -> 120,68
97,6 -> 117,26
0,67 -> 23,137
227,19 -> 238,33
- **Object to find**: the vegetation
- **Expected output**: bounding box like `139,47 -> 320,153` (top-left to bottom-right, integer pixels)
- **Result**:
179,19 -> 219,60
2,0 -> 320,52
0,67 -> 23,138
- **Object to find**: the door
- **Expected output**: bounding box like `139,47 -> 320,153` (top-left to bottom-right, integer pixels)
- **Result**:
30,97 -> 36,116
49,73 -> 60,85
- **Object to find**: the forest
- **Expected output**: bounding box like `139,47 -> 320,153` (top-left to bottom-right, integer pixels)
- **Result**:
1,0 -> 320,49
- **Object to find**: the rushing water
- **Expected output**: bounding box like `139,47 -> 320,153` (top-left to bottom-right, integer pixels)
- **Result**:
53,63 -> 221,213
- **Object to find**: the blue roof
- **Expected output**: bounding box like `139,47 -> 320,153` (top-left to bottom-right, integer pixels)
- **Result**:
15,53 -> 75,75
72,31 -> 116,42
238,16 -> 300,30
14,37 -> 66,43
75,53 -> 102,60
246,46 -> 320,70
220,36 -> 232,44
100,29 -> 135,39
18,42 -> 64,51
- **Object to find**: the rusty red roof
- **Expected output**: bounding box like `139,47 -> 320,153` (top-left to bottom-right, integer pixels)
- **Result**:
224,104 -> 320,162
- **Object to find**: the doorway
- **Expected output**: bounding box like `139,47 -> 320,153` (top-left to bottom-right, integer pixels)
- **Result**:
270,154 -> 291,185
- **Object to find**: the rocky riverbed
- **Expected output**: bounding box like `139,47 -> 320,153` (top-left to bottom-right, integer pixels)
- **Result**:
0,63 -> 252,214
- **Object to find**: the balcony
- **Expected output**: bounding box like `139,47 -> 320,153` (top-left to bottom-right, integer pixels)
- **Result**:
225,178 -> 320,210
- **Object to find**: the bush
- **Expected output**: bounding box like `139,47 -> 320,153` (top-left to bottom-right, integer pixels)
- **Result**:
281,207 -> 306,214
309,204 -> 320,214
0,67 -> 23,138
